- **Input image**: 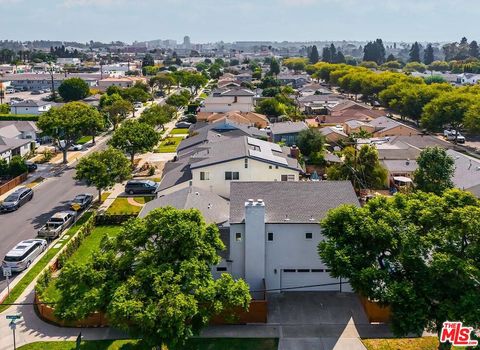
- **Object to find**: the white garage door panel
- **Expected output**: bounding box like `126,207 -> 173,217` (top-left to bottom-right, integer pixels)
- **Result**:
281,269 -> 342,292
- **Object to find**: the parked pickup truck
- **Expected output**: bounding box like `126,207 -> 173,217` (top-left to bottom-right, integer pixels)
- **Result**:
37,211 -> 76,239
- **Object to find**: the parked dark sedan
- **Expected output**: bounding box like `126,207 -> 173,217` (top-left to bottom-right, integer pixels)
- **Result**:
0,187 -> 34,212
124,180 -> 159,195
69,193 -> 94,211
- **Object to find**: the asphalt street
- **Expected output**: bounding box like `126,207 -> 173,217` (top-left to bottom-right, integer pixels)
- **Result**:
0,166 -> 94,293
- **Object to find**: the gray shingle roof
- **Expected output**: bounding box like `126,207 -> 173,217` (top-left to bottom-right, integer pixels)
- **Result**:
139,186 -> 230,224
189,136 -> 302,171
270,121 -> 308,135
11,100 -> 50,108
447,149 -> 480,193
229,181 -> 359,224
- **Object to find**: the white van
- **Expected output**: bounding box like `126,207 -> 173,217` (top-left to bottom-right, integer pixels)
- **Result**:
2,239 -> 47,272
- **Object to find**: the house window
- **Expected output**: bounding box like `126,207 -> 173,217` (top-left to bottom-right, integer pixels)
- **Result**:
275,165 -> 279,169
245,158 -> 248,168
267,232 -> 274,241
216,267 -> 227,272
235,232 -> 242,242
225,171 -> 239,180
200,171 -> 209,180
269,165 -> 272,169
305,232 -> 313,240
281,174 -> 295,181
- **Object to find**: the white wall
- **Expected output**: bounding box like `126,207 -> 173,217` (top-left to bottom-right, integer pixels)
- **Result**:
244,201 -> 266,292
12,105 -> 51,115
228,222 -> 352,293
191,157 -> 299,197
201,96 -> 254,113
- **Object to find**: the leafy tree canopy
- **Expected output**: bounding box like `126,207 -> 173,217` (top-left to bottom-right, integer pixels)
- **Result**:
413,147 -> 455,195
54,207 -> 251,348
319,189 -> 480,339
58,77 -> 90,102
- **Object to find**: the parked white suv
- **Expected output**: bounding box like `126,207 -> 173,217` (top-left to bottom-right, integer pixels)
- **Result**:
2,239 -> 47,272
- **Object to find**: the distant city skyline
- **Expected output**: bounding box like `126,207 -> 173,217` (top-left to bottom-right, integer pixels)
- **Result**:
2,0 -> 480,44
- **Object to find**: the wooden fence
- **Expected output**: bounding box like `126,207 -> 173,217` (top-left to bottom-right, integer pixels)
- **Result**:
0,173 -> 28,196
359,295 -> 391,323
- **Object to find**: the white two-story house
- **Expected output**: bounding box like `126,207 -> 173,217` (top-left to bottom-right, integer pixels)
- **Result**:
201,88 -> 255,113
158,135 -> 303,198
215,181 -> 358,297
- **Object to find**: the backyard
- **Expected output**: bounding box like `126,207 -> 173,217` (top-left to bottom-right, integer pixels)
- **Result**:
40,225 -> 122,303
156,136 -> 184,153
18,338 -> 279,350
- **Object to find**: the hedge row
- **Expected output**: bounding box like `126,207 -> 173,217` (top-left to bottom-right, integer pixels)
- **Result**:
56,212 -> 96,269
95,213 -> 137,225
0,114 -> 39,121
35,212 -> 96,300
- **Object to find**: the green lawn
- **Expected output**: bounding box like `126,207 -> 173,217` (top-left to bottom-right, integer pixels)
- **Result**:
18,338 -> 278,350
106,197 -> 153,215
41,226 -> 122,303
76,136 -> 93,145
170,128 -> 189,135
362,337 -> 466,350
156,137 -> 184,153
69,226 -> 121,265
0,213 -> 93,313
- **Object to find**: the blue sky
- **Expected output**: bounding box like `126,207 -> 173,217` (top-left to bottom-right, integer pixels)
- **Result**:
1,0 -> 479,43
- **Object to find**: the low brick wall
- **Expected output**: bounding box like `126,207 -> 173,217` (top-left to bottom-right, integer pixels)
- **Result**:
359,295 -> 391,323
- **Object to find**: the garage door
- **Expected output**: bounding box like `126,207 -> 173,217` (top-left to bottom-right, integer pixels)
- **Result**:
280,268 -> 345,292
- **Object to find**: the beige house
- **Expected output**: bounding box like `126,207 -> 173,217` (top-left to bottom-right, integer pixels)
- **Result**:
158,136 -> 303,198
98,76 -> 146,89
319,127 -> 349,143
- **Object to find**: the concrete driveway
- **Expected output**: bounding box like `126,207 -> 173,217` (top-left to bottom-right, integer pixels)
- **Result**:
203,292 -> 393,350
269,292 -> 369,350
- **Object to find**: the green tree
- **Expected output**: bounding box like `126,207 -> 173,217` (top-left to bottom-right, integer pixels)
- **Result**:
255,98 -> 287,117
58,77 -> 90,102
166,93 -> 189,110
54,207 -> 251,348
403,62 -> 427,73
413,147 -> 454,195
296,128 -> 325,158
421,91 -> 476,136
469,40 -> 479,58
139,104 -> 176,130
142,53 -> 155,68
428,60 -> 449,72
0,103 -> 10,114
423,44 -> 435,65
104,99 -> 133,130
269,58 -> 280,76
109,120 -> 160,164
465,101 -> 480,134
79,105 -> 104,143
75,148 -> 130,202
409,42 -> 421,63
363,39 -> 386,65
327,145 -> 387,190
7,155 -> 28,177
318,189 -> 480,345
386,53 -> 396,62
309,45 -> 320,64
37,102 -> 94,163
182,73 -> 208,95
